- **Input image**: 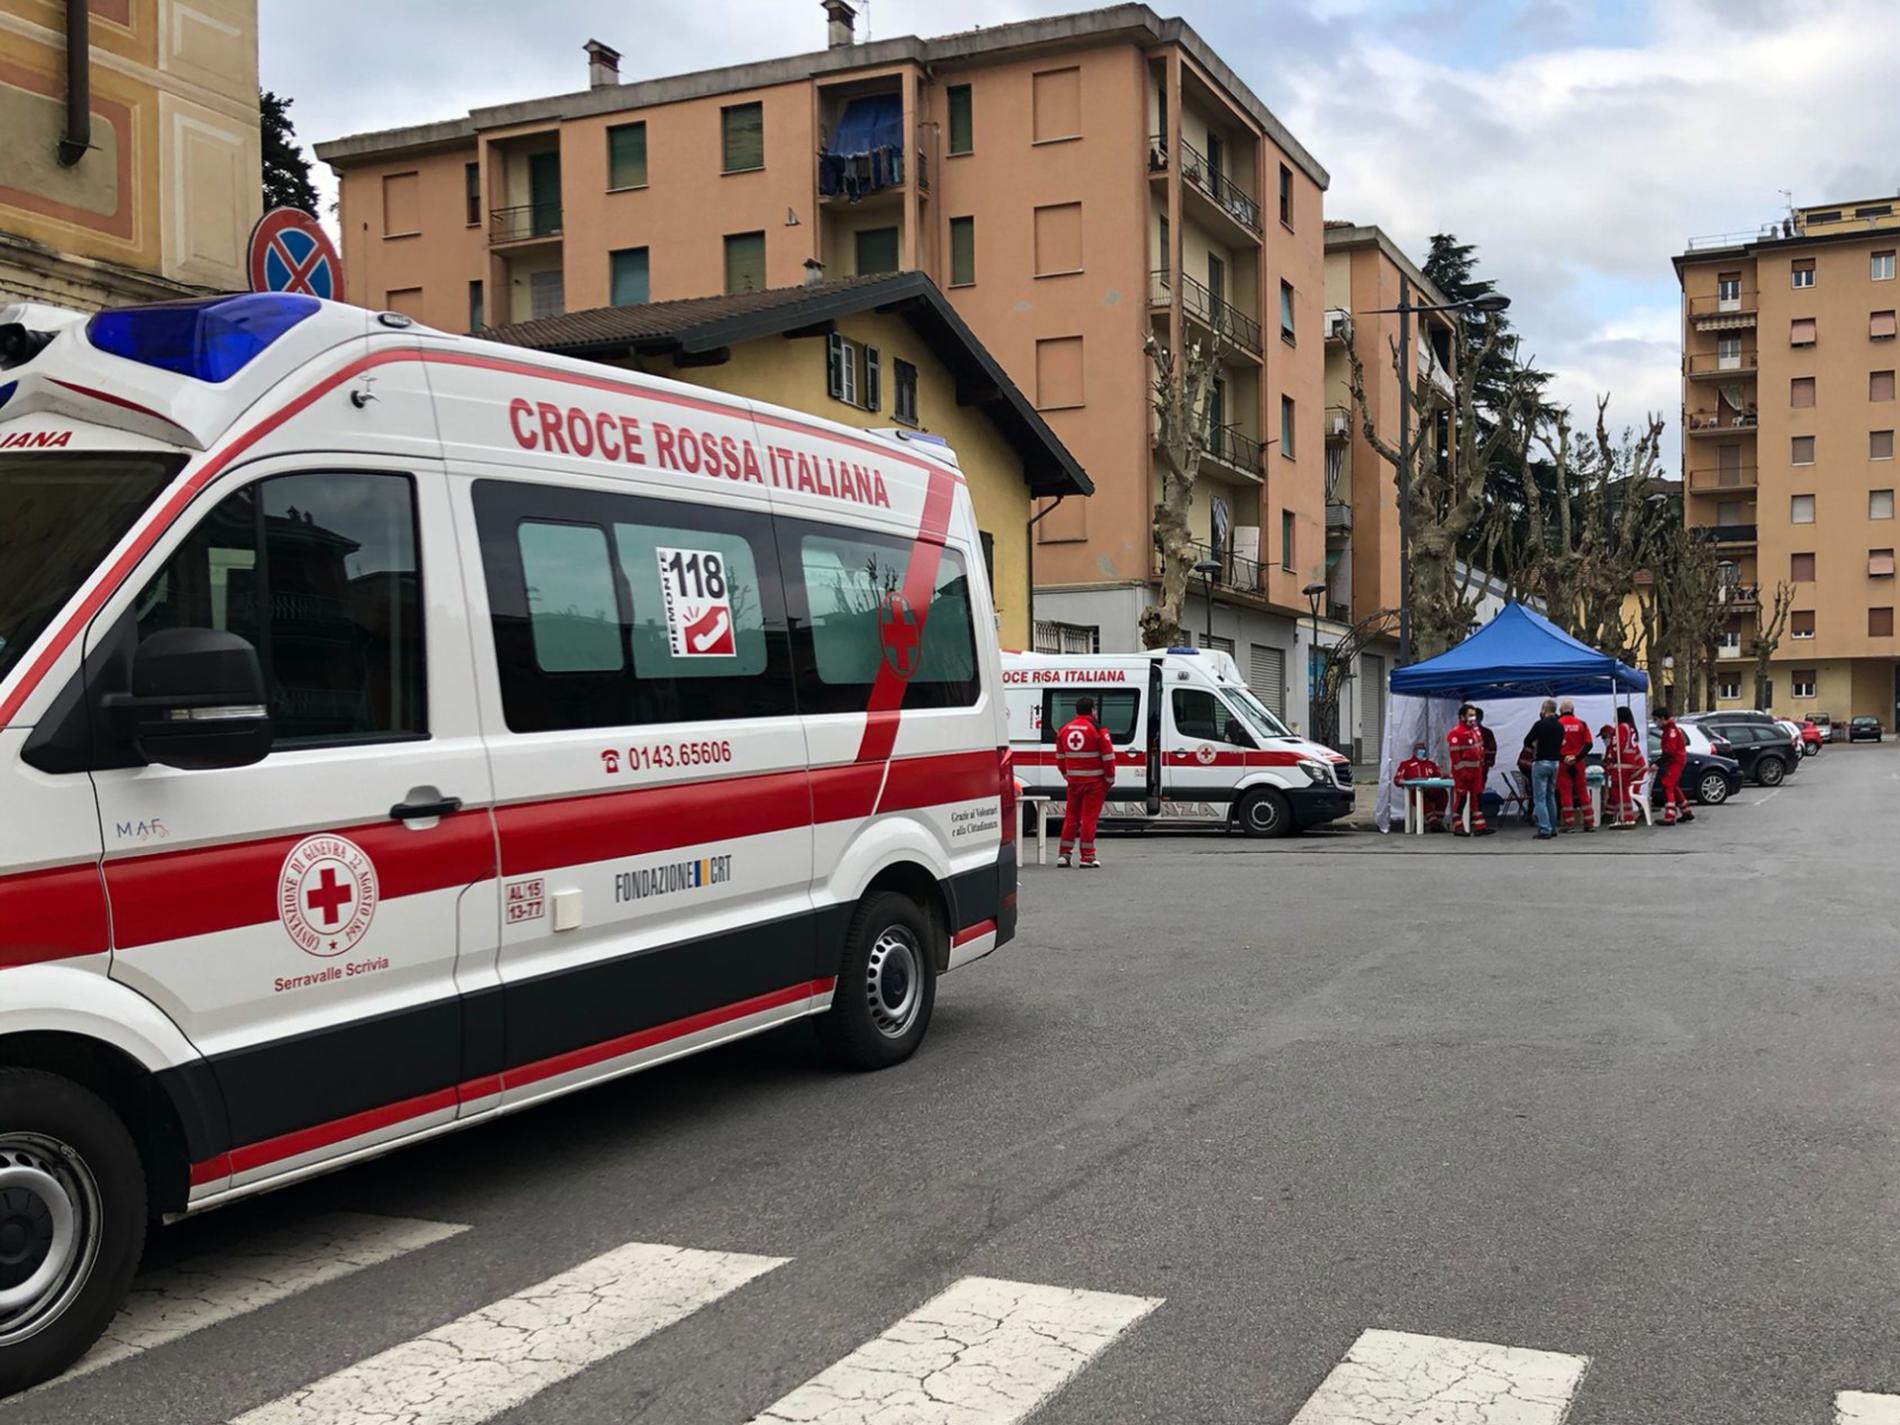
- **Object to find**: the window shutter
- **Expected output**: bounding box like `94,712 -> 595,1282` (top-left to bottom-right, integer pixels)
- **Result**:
864,346 -> 881,412
979,530 -> 995,589
827,331 -> 845,399
1872,310 -> 1898,340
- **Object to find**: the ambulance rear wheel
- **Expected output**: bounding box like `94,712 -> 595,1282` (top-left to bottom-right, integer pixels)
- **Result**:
0,1070 -> 146,1399
818,891 -> 937,1071
1236,788 -> 1295,839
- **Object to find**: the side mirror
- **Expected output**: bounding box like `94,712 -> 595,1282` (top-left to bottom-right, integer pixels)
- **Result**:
105,628 -> 272,770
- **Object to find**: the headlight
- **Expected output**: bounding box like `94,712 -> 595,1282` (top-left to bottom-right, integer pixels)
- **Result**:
1299,759 -> 1333,785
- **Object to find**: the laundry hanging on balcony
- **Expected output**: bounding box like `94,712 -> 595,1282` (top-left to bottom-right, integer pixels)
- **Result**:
819,95 -> 905,201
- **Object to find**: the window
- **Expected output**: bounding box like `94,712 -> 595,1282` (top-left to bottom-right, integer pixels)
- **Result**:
1718,335 -> 1743,369
1281,396 -> 1296,459
1043,688 -> 1139,743
1791,610 -> 1815,638
1791,552 -> 1816,582
1791,376 -> 1815,407
1034,335 -> 1084,409
468,280 -> 484,334
1792,672 -> 1817,699
1031,66 -> 1081,143
1875,251 -> 1896,282
1792,258 -> 1816,289
1280,280 -> 1296,343
1033,202 -> 1083,276
529,270 -> 563,320
724,230 -> 765,293
610,247 -> 649,307
1280,508 -> 1295,572
1874,310 -> 1898,341
1809,211 -> 1841,224
382,171 -> 419,236
1278,163 -> 1293,227
464,162 -> 480,226
1156,213 -> 1169,283
1874,370 -> 1896,402
1792,493 -> 1816,523
949,216 -> 975,286
1875,489 -> 1896,520
1718,631 -> 1741,653
1717,273 -> 1742,305
1717,500 -> 1743,526
1173,687 -> 1250,747
1872,607 -> 1895,638
855,226 -> 899,276
385,287 -> 423,319
892,358 -> 918,426
608,121 -> 647,189
947,84 -> 972,155
1719,680 -> 1741,700
472,480 -> 792,733
824,333 -> 879,411
1875,429 -> 1895,460
721,102 -> 764,172
135,472 -> 425,747
1791,317 -> 1817,346
1792,435 -> 1816,465
795,529 -> 977,712
1872,549 -> 1896,578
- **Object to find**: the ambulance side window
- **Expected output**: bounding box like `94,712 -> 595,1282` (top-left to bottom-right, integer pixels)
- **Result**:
1043,689 -> 1140,743
132,471 -> 426,748
1172,688 -> 1252,747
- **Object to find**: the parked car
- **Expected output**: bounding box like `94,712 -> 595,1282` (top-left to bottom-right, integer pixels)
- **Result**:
1809,713 -> 1843,743
1698,718 -> 1802,784
1679,722 -> 1734,759
1794,720 -> 1824,756
1849,716 -> 1884,742
1648,731 -> 1745,805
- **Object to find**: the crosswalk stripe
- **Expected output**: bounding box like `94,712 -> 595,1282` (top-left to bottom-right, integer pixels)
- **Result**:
20,1213 -> 466,1395
1286,1329 -> 1590,1425
230,1241 -> 786,1425
1840,1392 -> 1900,1424
748,1274 -> 1163,1424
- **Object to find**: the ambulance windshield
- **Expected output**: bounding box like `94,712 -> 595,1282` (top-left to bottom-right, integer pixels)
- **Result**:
0,452 -> 181,682
1223,683 -> 1293,741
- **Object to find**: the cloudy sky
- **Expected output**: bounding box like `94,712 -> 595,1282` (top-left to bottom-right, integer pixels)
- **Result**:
264,0 -> 1900,469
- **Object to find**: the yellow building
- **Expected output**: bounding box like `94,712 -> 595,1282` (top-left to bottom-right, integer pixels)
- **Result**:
481,271 -> 1093,649
0,0 -> 260,307
1674,197 -> 1900,723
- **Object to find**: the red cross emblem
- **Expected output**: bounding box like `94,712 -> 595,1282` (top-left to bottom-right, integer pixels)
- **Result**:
278,834 -> 379,958
305,866 -> 353,927
878,592 -> 922,678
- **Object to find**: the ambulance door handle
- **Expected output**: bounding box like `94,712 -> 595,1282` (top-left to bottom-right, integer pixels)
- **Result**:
390,795 -> 463,822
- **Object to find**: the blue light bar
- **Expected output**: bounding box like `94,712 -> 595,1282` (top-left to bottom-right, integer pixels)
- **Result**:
0,381 -> 14,412
1166,646 -> 1200,655
87,293 -> 320,383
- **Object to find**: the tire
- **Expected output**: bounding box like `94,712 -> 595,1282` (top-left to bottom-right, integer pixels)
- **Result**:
1696,771 -> 1731,805
816,891 -> 938,1071
1236,787 -> 1295,839
1756,755 -> 1786,786
0,1070 -> 146,1399
1802,742 -> 1818,758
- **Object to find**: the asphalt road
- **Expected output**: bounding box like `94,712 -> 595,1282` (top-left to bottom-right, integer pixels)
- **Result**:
9,741 -> 1899,1425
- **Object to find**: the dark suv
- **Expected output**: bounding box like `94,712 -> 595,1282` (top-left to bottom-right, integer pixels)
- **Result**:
1698,718 -> 1801,785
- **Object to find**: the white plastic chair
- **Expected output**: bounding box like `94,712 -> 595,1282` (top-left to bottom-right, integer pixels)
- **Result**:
1621,768 -> 1655,827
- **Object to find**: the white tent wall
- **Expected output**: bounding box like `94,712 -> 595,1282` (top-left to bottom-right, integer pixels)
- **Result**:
1375,687 -> 1650,831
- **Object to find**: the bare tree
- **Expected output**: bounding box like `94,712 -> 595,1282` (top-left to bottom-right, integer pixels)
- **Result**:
1141,331 -> 1227,649
1750,580 -> 1795,710
1312,607 -> 1399,750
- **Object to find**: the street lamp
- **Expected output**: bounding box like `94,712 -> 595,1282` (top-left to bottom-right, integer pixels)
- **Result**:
1353,285 -> 1511,667
1193,556 -> 1221,648
1303,581 -> 1328,742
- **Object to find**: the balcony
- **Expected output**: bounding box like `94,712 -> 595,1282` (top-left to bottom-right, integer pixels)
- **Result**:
1695,523 -> 1758,545
1720,583 -> 1761,612
1688,465 -> 1759,492
1201,421 -> 1264,480
1324,309 -> 1351,345
1326,500 -> 1353,531
1689,292 -> 1759,328
1172,538 -> 1266,595
490,203 -> 561,247
1325,404 -> 1352,441
1686,350 -> 1759,379
1151,269 -> 1263,358
1686,410 -> 1757,437
1148,133 -> 1262,242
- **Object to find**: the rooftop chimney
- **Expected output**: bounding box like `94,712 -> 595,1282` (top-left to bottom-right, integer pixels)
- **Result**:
823,0 -> 856,48
584,39 -> 621,89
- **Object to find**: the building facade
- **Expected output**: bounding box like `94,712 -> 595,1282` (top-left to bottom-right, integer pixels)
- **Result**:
315,4 -> 1332,724
0,0 -> 260,308
1674,198 -> 1900,723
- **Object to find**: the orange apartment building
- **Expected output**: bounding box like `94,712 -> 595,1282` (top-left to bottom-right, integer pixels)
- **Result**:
314,3 -> 1335,728
1674,198 -> 1900,725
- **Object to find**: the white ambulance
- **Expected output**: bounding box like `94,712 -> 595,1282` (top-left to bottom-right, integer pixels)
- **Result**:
0,293 -> 1017,1393
1002,649 -> 1353,836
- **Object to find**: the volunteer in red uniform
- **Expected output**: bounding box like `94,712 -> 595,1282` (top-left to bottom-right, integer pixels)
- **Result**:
1605,706 -> 1648,827
1395,740 -> 1449,831
1657,707 -> 1695,825
1556,698 -> 1596,831
1445,704 -> 1491,836
1055,695 -> 1117,868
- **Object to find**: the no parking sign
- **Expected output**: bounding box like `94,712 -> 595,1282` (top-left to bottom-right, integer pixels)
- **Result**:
247,207 -> 344,300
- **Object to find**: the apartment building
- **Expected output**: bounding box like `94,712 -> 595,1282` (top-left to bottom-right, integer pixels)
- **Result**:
0,0 -> 260,308
314,3 -> 1332,723
1674,198 -> 1900,724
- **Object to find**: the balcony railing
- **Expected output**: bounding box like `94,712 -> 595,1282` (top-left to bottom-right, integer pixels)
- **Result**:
1150,133 -> 1263,236
1686,410 -> 1758,434
1688,466 -> 1760,491
1695,523 -> 1759,544
1689,292 -> 1759,320
1174,537 -> 1266,593
491,203 -> 562,244
1204,420 -> 1264,474
1325,404 -> 1352,440
1686,351 -> 1759,377
1152,269 -> 1263,357
1720,583 -> 1761,610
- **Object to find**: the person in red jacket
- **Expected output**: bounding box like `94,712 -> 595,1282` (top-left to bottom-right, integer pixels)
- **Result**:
1604,706 -> 1649,827
1556,698 -> 1596,831
1657,707 -> 1695,825
1055,696 -> 1117,868
1445,704 -> 1491,835
1395,739 -> 1449,831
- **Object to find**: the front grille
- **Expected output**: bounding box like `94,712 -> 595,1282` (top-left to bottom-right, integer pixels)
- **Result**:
1334,763 -> 1353,788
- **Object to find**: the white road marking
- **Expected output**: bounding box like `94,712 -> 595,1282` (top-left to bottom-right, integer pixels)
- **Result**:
748,1275 -> 1161,1424
231,1241 -> 784,1425
1285,1329 -> 1589,1425
1840,1392 -> 1900,1424
26,1213 -> 466,1393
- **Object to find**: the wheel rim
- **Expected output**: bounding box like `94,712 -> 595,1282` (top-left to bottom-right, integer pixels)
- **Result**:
1700,774 -> 1727,803
1761,760 -> 1783,785
0,1134 -> 102,1348
863,926 -> 924,1040
1246,795 -> 1281,833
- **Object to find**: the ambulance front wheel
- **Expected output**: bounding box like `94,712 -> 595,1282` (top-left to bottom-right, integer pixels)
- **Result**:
0,1069 -> 147,1399
1236,787 -> 1295,838
818,891 -> 938,1071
